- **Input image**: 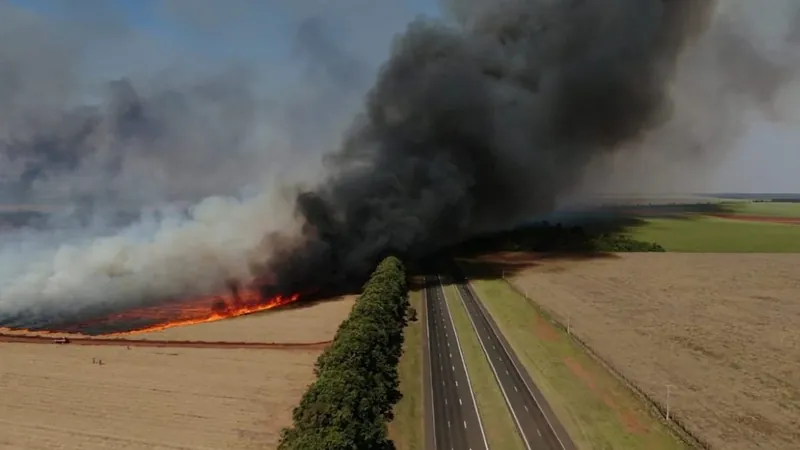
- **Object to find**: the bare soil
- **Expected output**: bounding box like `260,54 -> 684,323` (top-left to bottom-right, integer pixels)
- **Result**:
489,252 -> 800,450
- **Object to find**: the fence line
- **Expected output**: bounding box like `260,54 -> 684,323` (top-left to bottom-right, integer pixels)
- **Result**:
498,276 -> 711,450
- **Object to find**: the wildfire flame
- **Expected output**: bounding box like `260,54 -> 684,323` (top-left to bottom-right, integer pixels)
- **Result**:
65,286 -> 301,335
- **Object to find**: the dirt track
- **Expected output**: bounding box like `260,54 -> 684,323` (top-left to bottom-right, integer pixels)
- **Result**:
0,332 -> 331,350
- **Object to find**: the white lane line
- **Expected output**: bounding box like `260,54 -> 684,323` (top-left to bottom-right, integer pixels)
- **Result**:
452,365 -> 455,371
506,370 -> 509,375
524,405 -> 529,412
454,281 -> 532,450
464,421 -> 467,429
450,353 -> 452,358
459,398 -> 463,405
463,280 -> 567,450
514,385 -> 518,392
448,420 -> 451,428
439,277 -> 489,450
537,429 -> 542,437
445,398 -> 448,405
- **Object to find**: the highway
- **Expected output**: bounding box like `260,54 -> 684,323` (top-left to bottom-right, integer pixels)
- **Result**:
424,275 -> 489,450
453,275 -> 576,450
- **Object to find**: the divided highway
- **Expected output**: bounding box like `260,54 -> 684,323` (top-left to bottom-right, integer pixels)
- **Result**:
452,275 -> 576,450
424,275 -> 489,450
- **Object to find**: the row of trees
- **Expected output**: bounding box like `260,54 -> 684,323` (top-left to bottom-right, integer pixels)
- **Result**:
279,256 -> 412,450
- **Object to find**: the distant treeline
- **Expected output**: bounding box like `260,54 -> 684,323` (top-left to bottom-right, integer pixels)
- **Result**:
278,256 -> 412,450
452,222 -> 665,255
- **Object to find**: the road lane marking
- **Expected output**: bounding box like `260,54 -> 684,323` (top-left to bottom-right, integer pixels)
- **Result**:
537,429 -> 542,437
452,365 -> 455,371
514,385 -> 518,392
459,398 -> 462,405
524,405 -> 529,412
464,421 -> 467,429
439,277 -> 489,450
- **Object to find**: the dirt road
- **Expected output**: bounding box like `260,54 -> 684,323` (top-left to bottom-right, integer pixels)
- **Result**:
0,332 -> 331,350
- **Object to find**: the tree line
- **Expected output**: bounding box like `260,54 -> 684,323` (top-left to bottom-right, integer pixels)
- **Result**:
278,256 -> 412,450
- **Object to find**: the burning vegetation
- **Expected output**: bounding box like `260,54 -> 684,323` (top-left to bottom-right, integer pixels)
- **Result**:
38,286 -> 301,336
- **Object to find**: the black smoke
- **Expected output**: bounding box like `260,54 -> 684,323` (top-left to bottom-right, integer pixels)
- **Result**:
260,0 -> 721,293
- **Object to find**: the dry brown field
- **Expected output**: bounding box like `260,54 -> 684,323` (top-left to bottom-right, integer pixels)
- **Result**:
487,252 -> 800,450
0,296 -> 356,449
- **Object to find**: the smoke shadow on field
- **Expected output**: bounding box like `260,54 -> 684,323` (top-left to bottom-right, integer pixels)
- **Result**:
424,201 -> 740,282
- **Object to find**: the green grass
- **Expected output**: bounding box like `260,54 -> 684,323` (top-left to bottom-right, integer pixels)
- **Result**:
389,289 -> 424,450
469,278 -> 691,450
442,284 -> 526,450
626,216 -> 800,252
729,201 -> 800,217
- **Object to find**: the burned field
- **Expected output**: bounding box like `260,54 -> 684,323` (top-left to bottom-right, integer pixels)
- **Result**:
475,252 -> 800,450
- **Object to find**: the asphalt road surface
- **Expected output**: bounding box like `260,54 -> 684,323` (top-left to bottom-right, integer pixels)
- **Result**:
425,275 -> 489,450
453,276 -> 576,450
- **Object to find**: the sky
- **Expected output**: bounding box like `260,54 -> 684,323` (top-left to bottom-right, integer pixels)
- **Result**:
3,0 -> 799,194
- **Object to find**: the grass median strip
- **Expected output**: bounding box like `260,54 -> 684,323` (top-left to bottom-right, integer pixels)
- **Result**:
469,277 -> 691,450
443,283 -> 526,450
389,288 -> 423,450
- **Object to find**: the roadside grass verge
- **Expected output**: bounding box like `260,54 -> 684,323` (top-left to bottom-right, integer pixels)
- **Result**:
442,283 -> 526,450
627,216 -> 800,252
389,288 -> 424,450
468,278 -> 691,450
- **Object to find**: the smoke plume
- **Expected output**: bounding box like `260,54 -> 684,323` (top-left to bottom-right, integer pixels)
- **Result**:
1,0 -> 799,328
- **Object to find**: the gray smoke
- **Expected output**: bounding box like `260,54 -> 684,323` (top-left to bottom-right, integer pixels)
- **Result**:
259,0 -> 800,292
1,0 -> 799,328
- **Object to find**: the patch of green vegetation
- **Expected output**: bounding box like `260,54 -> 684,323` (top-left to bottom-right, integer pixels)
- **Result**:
590,234 -> 665,252
729,201 -> 800,218
442,283 -> 526,450
627,216 -> 800,252
469,279 -> 690,450
389,289 -> 424,450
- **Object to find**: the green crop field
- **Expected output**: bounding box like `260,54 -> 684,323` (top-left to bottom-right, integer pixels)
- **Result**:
625,216 -> 800,252
727,201 -> 800,217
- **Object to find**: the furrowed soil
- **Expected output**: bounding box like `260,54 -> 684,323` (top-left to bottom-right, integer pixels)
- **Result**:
487,252 -> 800,450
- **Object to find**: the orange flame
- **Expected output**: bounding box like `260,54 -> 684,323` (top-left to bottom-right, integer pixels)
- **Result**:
69,287 -> 301,335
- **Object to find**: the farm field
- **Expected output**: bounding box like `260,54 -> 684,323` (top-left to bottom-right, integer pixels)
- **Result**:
0,343 -> 318,450
727,201 -> 800,218
625,216 -> 800,252
0,296 -> 355,343
0,296 -> 357,449
492,252 -> 800,450
459,267 -> 687,449
127,295 -> 356,342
